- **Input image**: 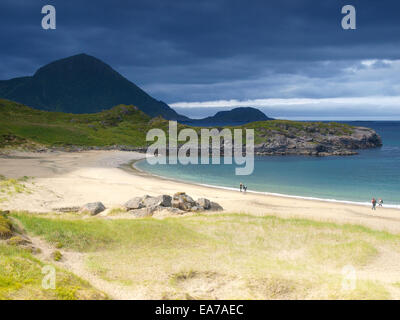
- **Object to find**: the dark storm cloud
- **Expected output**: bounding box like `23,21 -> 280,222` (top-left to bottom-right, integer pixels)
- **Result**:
1,0 -> 400,118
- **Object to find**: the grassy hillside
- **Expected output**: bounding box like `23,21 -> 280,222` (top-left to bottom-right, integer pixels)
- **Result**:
11,211 -> 400,300
0,244 -> 107,300
0,99 -> 168,148
0,98 -> 355,150
0,213 -> 106,300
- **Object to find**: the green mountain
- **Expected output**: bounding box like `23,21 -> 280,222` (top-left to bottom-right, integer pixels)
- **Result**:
0,54 -> 188,120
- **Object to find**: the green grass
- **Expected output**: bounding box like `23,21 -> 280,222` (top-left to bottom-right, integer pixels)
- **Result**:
11,212 -> 399,299
0,213 -> 107,299
0,98 -> 355,149
52,250 -> 63,261
0,215 -> 13,239
0,176 -> 32,203
0,243 -> 107,300
12,212 -> 207,251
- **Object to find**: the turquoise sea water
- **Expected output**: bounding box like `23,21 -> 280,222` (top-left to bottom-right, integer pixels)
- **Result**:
136,121 -> 400,207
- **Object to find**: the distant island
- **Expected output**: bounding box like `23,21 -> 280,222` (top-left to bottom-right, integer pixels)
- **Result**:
180,107 -> 274,127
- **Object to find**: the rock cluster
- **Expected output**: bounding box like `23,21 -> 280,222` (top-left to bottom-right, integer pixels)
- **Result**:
123,192 -> 223,217
51,193 -> 223,218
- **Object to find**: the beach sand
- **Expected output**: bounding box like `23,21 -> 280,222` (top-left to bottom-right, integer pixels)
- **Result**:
0,150 -> 399,233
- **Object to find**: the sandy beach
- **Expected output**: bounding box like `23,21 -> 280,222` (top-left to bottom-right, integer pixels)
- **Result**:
0,150 -> 399,233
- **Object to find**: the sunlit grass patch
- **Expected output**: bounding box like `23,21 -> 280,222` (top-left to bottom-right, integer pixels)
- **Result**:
310,241 -> 378,267
0,176 -> 33,202
0,244 -> 107,300
12,213 -> 116,251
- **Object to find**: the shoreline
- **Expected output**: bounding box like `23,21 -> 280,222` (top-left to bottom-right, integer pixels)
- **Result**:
132,159 -> 400,210
1,150 -> 400,233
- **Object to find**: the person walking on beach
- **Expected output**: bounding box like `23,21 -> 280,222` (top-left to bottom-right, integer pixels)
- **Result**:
239,182 -> 243,192
378,198 -> 383,207
372,198 -> 377,210
243,185 -> 247,193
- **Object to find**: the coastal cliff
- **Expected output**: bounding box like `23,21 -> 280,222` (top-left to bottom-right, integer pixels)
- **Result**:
252,124 -> 382,156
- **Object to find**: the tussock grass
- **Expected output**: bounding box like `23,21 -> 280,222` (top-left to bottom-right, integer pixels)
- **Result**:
0,244 -> 107,300
0,215 -> 13,240
12,212 -> 400,299
0,176 -> 32,202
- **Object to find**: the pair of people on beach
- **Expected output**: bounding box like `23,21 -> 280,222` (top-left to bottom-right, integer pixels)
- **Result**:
239,182 -> 247,193
371,198 -> 383,210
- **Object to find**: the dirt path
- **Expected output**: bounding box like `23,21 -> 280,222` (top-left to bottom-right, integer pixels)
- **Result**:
29,236 -> 145,300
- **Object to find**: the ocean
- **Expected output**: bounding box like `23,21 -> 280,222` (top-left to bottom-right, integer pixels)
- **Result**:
135,121 -> 400,207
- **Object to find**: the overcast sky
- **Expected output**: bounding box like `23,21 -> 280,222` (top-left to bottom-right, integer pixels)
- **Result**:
1,0 -> 400,119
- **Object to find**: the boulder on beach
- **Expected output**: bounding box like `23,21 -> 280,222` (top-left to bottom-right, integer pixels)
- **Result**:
209,201 -> 223,211
197,198 -> 211,210
190,206 -> 204,212
142,195 -> 172,207
172,192 -> 196,211
124,195 -> 172,211
130,206 -> 158,217
124,197 -> 144,210
79,202 -> 106,215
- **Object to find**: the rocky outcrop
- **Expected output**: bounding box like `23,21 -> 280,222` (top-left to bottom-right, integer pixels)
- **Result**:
172,192 -> 197,211
252,126 -> 382,156
197,198 -> 211,210
124,193 -> 223,217
124,195 -> 172,211
143,195 -> 172,207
